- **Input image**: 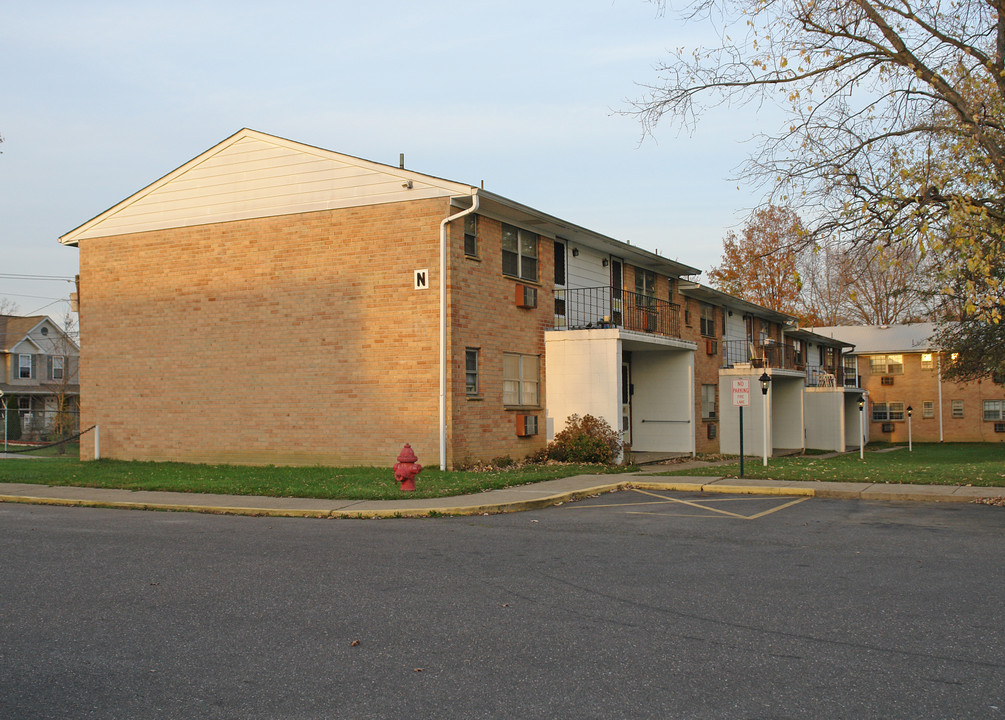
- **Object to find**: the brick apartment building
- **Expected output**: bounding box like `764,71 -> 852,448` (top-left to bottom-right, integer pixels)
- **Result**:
61,129 -> 872,467
815,323 -> 1005,443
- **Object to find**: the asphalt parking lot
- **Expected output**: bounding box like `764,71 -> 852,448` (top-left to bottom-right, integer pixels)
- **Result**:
1,497 -> 1003,719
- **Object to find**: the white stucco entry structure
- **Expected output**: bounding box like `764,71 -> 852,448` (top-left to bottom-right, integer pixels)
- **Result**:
545,328 -> 696,459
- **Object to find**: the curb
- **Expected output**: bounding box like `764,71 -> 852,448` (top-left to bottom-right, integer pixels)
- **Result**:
1,479 -> 1001,519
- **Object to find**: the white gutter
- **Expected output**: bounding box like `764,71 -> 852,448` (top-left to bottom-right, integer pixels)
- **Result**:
439,190 -> 480,470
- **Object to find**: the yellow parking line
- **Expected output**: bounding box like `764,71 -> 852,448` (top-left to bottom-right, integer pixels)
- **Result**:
631,488 -> 749,518
631,488 -> 811,520
745,496 -> 810,519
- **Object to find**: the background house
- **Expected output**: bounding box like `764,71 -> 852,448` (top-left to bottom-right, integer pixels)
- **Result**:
815,323 -> 1005,443
0,315 -> 80,441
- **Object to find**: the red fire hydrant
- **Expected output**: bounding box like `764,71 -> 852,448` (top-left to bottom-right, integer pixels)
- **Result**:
393,443 -> 423,492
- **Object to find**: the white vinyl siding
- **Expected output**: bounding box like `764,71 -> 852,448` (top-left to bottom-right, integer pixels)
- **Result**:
63,132 -> 463,243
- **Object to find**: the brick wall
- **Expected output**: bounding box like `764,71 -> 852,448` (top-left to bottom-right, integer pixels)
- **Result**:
860,352 -> 1005,443
77,199 -> 516,466
447,215 -> 551,467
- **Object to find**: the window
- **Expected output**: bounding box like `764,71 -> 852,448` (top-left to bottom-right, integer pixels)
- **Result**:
700,304 -> 715,337
701,384 -> 717,420
872,402 -> 905,422
501,224 -> 538,282
18,354 -> 32,379
843,356 -> 858,386
634,268 -> 656,303
983,400 -> 1004,421
922,400 -> 935,419
463,214 -> 478,257
50,355 -> 64,380
869,354 -> 904,375
952,400 -> 964,419
554,240 -> 566,286
921,353 -> 934,370
503,353 -> 539,407
18,397 -> 30,415
465,349 -> 479,396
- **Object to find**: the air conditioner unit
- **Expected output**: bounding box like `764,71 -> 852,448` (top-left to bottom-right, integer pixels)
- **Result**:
995,423 -> 1005,433
515,284 -> 537,309
706,339 -> 718,355
881,376 -> 894,385
882,422 -> 895,433
516,414 -> 538,437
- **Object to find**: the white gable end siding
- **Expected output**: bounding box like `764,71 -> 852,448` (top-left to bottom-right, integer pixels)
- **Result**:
67,133 -> 460,242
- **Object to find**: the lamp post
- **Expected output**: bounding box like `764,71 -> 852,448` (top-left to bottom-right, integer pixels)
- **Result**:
0,389 -> 6,454
759,371 -> 771,467
858,397 -> 865,460
907,405 -> 913,452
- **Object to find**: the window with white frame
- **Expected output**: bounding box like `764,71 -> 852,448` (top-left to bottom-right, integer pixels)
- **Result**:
503,353 -> 539,407
869,354 -> 904,375
18,397 -> 30,415
701,384 -> 717,419
700,304 -> 716,338
921,353 -> 934,370
635,269 -> 656,307
983,400 -> 1004,421
952,400 -> 964,418
51,355 -> 65,380
464,214 -> 478,257
465,349 -> 479,396
18,354 -> 31,379
922,400 -> 935,418
872,402 -> 905,422
501,224 -> 538,282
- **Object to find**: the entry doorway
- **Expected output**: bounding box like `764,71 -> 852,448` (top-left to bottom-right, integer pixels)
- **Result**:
622,360 -> 632,445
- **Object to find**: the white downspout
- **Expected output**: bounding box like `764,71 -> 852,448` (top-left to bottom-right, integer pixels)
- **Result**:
439,190 -> 480,470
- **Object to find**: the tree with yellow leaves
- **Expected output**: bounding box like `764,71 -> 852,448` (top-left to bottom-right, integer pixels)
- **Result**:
632,0 -> 1005,373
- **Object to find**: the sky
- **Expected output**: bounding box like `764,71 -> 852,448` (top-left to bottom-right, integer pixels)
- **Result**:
1,0 -> 782,328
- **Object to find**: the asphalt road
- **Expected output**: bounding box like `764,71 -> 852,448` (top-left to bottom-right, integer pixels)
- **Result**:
1,493 -> 1003,719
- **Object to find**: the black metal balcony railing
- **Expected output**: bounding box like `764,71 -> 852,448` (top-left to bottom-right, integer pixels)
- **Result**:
805,365 -> 847,387
721,339 -> 803,371
554,287 -> 681,339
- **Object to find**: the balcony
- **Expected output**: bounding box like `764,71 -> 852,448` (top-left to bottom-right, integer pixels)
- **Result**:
721,339 -> 803,371
805,365 -> 848,387
554,287 -> 681,339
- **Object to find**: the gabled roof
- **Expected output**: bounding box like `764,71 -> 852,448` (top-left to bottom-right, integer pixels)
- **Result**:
0,315 -> 78,353
59,129 -> 700,277
812,323 -> 938,354
0,315 -> 47,352
678,281 -> 797,325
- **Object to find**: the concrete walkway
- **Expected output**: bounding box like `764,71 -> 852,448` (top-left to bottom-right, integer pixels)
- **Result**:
1,471 -> 1002,519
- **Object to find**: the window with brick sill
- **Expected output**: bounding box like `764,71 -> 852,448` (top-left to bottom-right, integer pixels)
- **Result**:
503,353 -> 539,407
464,214 -> 478,257
502,224 -> 538,282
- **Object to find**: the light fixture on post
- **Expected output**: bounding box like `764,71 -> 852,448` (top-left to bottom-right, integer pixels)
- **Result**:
759,371 -> 771,466
858,397 -> 865,460
907,405 -> 913,452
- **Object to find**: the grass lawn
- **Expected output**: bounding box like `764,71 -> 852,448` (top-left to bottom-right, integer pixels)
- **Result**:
656,443 -> 1005,487
0,456 -> 632,500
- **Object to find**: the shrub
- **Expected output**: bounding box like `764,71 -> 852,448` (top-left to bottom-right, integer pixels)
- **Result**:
546,414 -> 621,464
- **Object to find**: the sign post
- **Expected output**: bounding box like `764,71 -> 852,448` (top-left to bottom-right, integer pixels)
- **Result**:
731,379 -> 750,477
